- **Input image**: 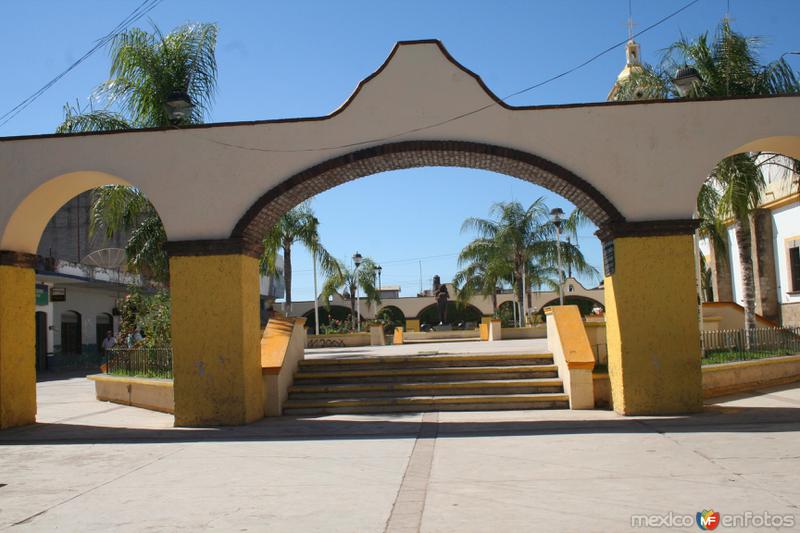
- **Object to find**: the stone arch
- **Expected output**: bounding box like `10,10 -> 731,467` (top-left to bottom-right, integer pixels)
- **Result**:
1,171 -> 133,254
539,296 -> 604,316
375,305 -> 406,333
230,140 -> 625,250
725,135 -> 800,161
302,305 -> 353,331
417,302 -> 482,325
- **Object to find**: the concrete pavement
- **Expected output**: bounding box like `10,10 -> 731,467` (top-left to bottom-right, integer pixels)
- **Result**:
0,376 -> 798,532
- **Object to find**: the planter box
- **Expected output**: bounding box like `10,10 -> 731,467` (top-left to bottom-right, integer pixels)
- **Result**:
592,354 -> 800,408
306,332 -> 371,348
88,374 -> 174,414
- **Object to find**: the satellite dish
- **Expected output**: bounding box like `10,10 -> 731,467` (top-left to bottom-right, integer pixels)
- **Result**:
82,248 -> 127,269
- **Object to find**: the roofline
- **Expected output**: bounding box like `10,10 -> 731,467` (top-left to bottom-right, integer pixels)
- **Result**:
3,38 -> 799,143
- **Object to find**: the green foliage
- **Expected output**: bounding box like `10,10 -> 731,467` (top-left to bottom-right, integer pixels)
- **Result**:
612,19 -> 799,337
261,202 -> 337,311
320,318 -> 356,335
116,288 -> 171,348
321,256 -> 381,330
375,306 -> 406,334
455,198 -> 597,327
90,186 -> 168,282
58,23 -> 219,283
304,305 -> 352,332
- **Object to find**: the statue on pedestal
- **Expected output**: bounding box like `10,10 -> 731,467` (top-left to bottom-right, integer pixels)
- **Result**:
433,275 -> 449,325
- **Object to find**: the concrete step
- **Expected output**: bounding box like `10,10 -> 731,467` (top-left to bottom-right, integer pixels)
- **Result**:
288,378 -> 565,399
293,365 -> 560,385
298,353 -> 554,372
283,393 -> 570,415
400,338 -> 480,344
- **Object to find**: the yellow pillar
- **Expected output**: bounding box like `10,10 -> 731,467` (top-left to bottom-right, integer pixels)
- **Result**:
0,253 -> 37,429
604,234 -> 703,415
169,250 -> 264,426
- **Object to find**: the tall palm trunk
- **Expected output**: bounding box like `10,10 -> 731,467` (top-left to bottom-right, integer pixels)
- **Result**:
283,240 -> 293,315
734,215 -> 756,348
491,291 -> 497,313
515,261 -> 525,327
349,281 -> 357,330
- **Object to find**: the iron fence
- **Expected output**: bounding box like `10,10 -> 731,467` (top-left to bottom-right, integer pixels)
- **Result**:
701,327 -> 800,364
105,348 -> 173,378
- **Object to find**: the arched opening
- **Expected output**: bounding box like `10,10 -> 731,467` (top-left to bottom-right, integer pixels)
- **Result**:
417,302 -> 482,329
0,171 -> 171,428
95,313 -> 114,354
496,300 -> 517,328
538,296 -> 604,317
697,140 -> 800,333
231,140 -> 623,251
1,171 -> 132,254
59,310 -> 82,356
375,305 -> 406,333
303,305 -> 354,334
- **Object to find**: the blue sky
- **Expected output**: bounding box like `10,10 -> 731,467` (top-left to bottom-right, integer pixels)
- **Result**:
2,1 -> 798,300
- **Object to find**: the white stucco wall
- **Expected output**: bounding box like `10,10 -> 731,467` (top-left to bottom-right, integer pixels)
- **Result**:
725,201 -> 800,308
773,202 -> 800,305
51,286 -> 118,351
2,41 -> 800,254
727,225 -> 744,306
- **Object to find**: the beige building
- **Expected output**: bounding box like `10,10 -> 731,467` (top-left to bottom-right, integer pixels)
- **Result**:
289,277 -> 604,329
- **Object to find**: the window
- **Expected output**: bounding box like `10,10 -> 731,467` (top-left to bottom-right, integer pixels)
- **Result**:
790,244 -> 800,292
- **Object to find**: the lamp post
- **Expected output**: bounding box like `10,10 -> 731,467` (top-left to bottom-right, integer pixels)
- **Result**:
376,265 -> 382,291
353,252 -> 362,332
312,250 -> 319,336
163,91 -> 194,124
672,66 -> 702,97
550,208 -> 565,306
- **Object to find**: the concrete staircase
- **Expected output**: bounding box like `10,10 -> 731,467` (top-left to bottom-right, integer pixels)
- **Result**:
283,353 -> 569,415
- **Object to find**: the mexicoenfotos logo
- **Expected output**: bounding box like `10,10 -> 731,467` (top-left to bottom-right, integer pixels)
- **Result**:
631,509 -> 796,529
696,509 -> 720,530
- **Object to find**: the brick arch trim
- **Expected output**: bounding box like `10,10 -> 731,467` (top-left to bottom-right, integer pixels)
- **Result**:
231,140 -> 625,249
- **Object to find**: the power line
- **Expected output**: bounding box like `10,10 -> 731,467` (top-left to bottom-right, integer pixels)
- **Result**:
0,0 -> 164,130
190,0 -> 700,155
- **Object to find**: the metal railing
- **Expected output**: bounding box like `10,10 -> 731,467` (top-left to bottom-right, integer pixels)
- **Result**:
105,348 -> 173,378
701,327 -> 800,364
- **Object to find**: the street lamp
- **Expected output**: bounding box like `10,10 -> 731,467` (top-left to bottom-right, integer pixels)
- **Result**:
549,208 -> 565,306
672,65 -> 702,97
376,265 -> 382,291
352,252 -> 362,331
164,91 -> 194,124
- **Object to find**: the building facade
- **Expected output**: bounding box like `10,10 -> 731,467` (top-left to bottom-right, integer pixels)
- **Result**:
702,159 -> 800,326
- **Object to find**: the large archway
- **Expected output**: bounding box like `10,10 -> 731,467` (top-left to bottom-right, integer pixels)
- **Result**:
231,140 -> 624,253
2,40 -> 800,428
0,175 -> 167,429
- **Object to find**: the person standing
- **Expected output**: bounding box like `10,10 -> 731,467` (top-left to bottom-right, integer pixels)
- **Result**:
101,330 -> 116,355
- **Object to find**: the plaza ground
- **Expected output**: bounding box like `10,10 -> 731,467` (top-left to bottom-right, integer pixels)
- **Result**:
1,370 -> 799,531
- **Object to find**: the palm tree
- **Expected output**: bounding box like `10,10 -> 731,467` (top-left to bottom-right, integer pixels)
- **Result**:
460,199 -> 597,326
57,22 -> 218,133
453,237 -> 510,314
261,202 -> 338,315
90,186 -> 167,283
56,22 -> 219,282
612,19 -> 799,344
320,257 -> 381,331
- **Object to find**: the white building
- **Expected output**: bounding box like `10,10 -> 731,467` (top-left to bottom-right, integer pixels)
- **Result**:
709,158 -> 800,327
